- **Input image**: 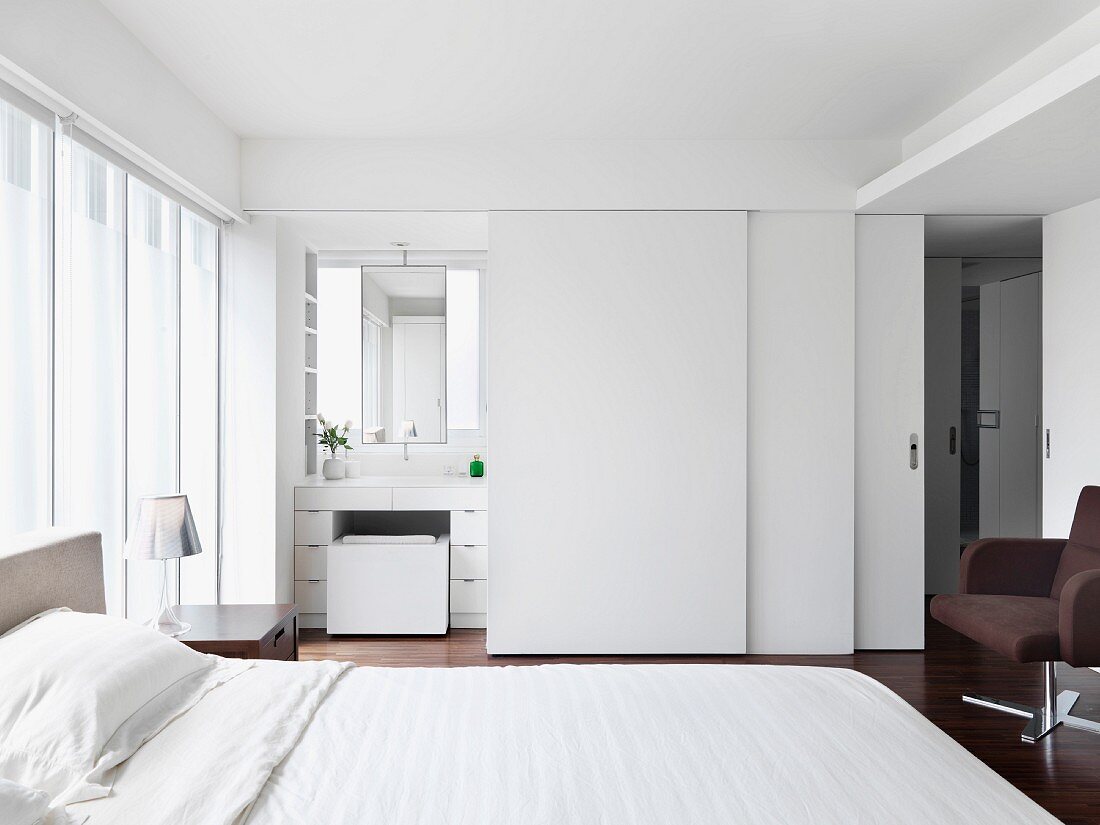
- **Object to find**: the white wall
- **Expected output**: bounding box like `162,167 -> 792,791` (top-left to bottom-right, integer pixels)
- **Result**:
241,139 -> 897,212
924,258 -> 961,595
747,213 -> 855,653
1044,199 -> 1100,535
275,221 -> 312,602
855,216 -> 925,649
0,0 -> 241,218
488,211 -> 747,654
220,216 -> 278,603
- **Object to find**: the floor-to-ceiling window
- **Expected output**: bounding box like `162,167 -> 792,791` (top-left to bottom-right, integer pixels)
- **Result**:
0,83 -> 222,617
54,139 -> 127,612
125,178 -> 180,620
0,96 -> 51,535
179,208 -> 219,604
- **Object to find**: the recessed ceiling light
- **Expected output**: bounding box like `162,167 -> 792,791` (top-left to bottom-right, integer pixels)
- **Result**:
391,241 -> 411,247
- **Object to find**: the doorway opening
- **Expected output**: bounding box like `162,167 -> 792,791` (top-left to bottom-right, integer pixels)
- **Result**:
924,216 -> 1043,595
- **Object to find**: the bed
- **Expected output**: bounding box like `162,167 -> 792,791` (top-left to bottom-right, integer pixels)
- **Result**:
0,529 -> 1060,825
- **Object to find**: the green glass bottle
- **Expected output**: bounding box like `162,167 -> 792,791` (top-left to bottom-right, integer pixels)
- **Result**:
470,453 -> 485,478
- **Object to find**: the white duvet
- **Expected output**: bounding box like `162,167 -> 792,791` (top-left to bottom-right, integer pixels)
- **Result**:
73,662 -> 1058,825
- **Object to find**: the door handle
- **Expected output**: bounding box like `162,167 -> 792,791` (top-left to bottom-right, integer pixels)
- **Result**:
910,434 -> 918,470
949,426 -> 957,455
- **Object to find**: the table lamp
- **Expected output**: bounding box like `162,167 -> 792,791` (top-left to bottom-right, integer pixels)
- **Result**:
401,419 -> 417,461
125,494 -> 202,636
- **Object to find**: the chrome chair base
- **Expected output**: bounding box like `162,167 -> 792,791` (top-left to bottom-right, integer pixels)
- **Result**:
962,661 -> 1100,742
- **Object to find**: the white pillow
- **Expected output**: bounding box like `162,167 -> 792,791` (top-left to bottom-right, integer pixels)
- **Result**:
0,610 -> 249,806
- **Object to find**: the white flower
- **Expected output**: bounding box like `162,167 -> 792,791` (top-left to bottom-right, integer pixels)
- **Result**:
317,414 -> 325,424
344,420 -> 353,430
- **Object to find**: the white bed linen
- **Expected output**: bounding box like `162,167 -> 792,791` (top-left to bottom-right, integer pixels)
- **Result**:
78,660 -> 1058,824
70,660 -> 349,825
243,664 -> 1057,825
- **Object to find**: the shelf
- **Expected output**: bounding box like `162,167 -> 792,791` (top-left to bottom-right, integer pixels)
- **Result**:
304,366 -> 318,374
305,325 -> 318,335
304,293 -> 318,305
305,414 -> 317,420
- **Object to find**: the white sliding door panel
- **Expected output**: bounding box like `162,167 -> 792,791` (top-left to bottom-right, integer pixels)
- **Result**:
1043,205 -> 1100,537
748,212 -> 856,653
855,215 -> 924,650
488,211 -> 747,654
924,258 -> 961,594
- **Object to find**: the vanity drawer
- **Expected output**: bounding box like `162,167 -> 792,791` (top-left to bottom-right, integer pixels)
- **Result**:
294,580 -> 328,613
451,510 -> 488,545
294,546 -> 327,579
450,545 -> 488,579
394,487 -> 487,511
295,486 -> 392,511
450,579 -> 487,613
294,511 -> 334,545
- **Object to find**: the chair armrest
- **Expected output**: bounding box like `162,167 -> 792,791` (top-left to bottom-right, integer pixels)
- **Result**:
960,538 -> 1067,596
1060,570 -> 1100,667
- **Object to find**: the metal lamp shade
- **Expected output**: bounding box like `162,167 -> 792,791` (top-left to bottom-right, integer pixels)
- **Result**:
125,494 -> 203,561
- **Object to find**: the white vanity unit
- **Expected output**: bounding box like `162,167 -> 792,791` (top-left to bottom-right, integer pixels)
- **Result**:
293,475 -> 489,630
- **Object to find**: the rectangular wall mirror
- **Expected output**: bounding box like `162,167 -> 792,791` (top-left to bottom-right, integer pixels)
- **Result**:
362,265 -> 448,445
303,210 -> 487,454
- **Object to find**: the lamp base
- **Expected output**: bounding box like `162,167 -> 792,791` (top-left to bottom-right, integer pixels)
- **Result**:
144,558 -> 191,637
145,603 -> 191,638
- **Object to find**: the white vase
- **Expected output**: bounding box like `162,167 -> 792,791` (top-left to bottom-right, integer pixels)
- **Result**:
322,456 -> 345,480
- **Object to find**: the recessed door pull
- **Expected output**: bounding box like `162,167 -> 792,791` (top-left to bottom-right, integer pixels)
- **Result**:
949,426 -> 957,456
910,434 -> 919,470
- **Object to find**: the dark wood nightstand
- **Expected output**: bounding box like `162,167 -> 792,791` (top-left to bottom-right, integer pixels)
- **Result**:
174,604 -> 299,661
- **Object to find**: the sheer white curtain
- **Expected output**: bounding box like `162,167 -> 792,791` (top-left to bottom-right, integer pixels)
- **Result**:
125,178 -> 179,621
0,98 -> 51,535
0,86 -> 221,615
179,209 -> 218,603
54,138 -> 128,614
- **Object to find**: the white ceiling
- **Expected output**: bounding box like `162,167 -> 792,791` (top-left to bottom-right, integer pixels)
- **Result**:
857,72 -> 1100,214
365,267 -> 446,300
264,211 -> 488,251
97,0 -> 1097,140
925,216 -> 1042,257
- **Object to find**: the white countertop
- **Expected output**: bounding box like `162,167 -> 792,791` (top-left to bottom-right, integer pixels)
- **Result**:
296,474 -> 487,488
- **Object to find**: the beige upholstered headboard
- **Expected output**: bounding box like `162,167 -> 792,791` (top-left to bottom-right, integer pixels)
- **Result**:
0,528 -> 106,635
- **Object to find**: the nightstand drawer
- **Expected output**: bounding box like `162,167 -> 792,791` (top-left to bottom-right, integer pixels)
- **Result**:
294,580 -> 328,613
294,546 -> 327,579
451,510 -> 488,545
450,545 -> 488,579
450,579 -> 487,613
259,616 -> 297,661
295,511 -> 334,545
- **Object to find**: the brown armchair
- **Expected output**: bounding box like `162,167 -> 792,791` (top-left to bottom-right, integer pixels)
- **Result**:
931,485 -> 1100,742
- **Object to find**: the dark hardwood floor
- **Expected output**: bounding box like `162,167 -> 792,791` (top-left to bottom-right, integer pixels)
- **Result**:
301,609 -> 1100,824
